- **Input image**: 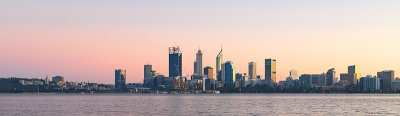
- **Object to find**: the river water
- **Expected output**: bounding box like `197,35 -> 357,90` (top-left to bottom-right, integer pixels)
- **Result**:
0,93 -> 399,116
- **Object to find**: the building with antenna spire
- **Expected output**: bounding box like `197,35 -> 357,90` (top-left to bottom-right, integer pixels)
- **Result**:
194,49 -> 203,76
216,46 -> 223,82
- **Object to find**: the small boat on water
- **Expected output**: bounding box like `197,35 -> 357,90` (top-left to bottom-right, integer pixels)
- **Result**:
214,91 -> 220,94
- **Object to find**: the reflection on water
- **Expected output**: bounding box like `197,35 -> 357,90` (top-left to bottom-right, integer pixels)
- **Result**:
0,94 -> 399,116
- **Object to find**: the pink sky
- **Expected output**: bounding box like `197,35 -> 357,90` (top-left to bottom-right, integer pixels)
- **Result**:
1,1 -> 400,84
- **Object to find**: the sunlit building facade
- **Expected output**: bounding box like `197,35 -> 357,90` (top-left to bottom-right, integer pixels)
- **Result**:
204,66 -> 213,79
378,70 -> 395,90
216,48 -> 223,82
348,65 -> 360,80
265,59 -> 276,83
115,69 -> 126,89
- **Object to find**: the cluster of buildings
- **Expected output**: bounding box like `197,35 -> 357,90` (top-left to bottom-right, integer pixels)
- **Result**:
118,46 -> 399,93
286,65 -> 399,91
135,46 -> 281,92
12,76 -> 114,92
3,45 -> 400,93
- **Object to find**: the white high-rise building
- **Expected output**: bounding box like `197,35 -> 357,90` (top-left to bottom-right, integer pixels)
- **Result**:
45,76 -> 49,84
194,49 -> 203,76
289,69 -> 299,80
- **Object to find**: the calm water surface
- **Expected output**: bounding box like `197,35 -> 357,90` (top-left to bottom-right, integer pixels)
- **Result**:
0,93 -> 399,116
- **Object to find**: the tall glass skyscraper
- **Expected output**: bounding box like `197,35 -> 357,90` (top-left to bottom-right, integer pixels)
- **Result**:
144,65 -> 153,87
115,69 -> 126,89
224,61 -> 236,88
169,46 -> 182,77
348,65 -> 360,79
144,65 -> 152,79
265,59 -> 276,83
326,68 -> 336,86
216,48 -> 223,81
378,70 -> 395,90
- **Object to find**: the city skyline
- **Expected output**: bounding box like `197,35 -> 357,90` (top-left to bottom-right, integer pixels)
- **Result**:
1,0 -> 400,84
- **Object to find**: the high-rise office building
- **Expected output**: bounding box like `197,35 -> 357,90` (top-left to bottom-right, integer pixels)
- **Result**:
248,62 -> 256,79
348,65 -> 360,79
378,70 -> 395,90
221,63 -> 225,83
144,65 -> 153,87
169,46 -> 182,77
289,69 -> 299,80
216,47 -> 223,81
299,74 -> 326,88
326,68 -> 336,86
45,76 -> 49,84
224,61 -> 236,88
265,59 -> 277,83
340,73 -> 357,85
235,73 -> 243,81
194,49 -> 203,76
359,75 -> 380,91
194,62 -> 197,75
52,76 -> 64,83
115,69 -> 127,89
204,66 -> 213,79
144,65 -> 152,79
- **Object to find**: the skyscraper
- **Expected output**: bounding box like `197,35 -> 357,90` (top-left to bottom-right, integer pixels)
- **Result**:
204,66 -> 213,79
45,76 -> 49,84
194,62 -> 197,75
52,76 -> 64,83
340,73 -> 357,85
216,47 -> 223,82
194,49 -> 203,76
265,59 -> 277,83
289,69 -> 299,80
224,61 -> 236,88
378,70 -> 395,90
348,65 -> 360,80
144,65 -> 153,87
221,62 -> 225,83
169,46 -> 182,77
359,75 -> 380,91
326,68 -> 336,86
299,74 -> 326,88
115,69 -> 126,89
248,62 -> 256,79
144,65 -> 152,79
